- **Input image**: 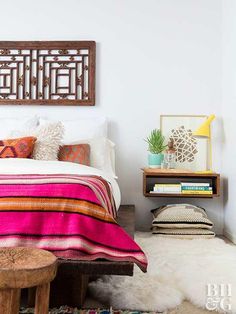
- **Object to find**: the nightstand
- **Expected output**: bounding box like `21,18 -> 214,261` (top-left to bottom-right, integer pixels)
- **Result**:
142,168 -> 220,198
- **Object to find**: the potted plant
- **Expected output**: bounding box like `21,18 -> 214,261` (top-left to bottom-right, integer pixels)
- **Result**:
145,129 -> 167,168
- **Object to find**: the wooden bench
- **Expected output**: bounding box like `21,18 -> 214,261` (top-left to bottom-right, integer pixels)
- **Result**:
50,205 -> 135,307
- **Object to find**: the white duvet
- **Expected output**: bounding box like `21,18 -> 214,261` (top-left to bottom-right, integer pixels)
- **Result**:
0,159 -> 121,210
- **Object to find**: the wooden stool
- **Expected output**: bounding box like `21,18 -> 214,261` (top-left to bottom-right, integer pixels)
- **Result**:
0,247 -> 57,314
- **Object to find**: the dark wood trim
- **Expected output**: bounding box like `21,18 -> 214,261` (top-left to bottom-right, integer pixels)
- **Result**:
0,41 -> 95,49
143,169 -> 220,198
144,192 -> 217,198
0,99 -> 94,106
142,168 -> 220,178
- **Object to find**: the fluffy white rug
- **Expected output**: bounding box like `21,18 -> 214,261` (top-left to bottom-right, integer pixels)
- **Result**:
88,232 -> 236,313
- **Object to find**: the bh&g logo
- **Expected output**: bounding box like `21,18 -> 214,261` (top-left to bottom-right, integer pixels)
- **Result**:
206,283 -> 232,311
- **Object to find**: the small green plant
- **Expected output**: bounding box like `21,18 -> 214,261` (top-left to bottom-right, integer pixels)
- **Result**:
145,129 -> 167,154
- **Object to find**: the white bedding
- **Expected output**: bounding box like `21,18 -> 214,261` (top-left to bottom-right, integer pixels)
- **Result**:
0,159 -> 121,210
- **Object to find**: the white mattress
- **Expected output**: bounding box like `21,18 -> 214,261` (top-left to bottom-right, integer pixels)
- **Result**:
0,159 -> 121,210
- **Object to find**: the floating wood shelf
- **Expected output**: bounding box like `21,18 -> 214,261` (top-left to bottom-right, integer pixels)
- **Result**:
142,168 -> 220,198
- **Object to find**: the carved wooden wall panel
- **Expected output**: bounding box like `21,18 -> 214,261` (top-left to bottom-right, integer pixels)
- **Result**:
0,41 -> 95,106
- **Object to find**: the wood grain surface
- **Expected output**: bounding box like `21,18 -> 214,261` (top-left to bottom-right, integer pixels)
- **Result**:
0,247 -> 57,289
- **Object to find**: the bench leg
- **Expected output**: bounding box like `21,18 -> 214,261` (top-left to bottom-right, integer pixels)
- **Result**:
50,273 -> 89,307
35,283 -> 50,314
78,274 -> 89,306
0,288 -> 20,314
28,286 -> 36,307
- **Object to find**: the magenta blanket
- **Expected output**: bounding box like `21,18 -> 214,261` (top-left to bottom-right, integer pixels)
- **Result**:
0,174 -> 147,272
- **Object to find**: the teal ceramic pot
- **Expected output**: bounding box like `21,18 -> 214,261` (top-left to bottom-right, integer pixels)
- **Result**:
148,153 -> 164,168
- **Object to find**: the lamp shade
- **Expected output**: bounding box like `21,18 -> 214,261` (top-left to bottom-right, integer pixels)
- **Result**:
193,114 -> 215,138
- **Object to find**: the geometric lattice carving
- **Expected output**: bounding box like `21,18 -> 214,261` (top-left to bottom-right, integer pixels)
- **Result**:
0,41 -> 96,105
170,126 -> 198,163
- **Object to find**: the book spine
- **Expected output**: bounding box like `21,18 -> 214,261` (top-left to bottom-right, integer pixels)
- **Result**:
181,182 -> 210,187
153,188 -> 181,193
150,191 -> 181,194
154,184 -> 181,187
153,184 -> 181,191
181,186 -> 212,191
182,190 -> 213,195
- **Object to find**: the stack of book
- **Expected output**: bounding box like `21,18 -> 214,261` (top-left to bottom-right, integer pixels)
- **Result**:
150,182 -> 213,195
151,184 -> 181,194
181,182 -> 213,195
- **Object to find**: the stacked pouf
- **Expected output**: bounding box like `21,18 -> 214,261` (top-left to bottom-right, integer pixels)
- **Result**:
151,204 -> 215,238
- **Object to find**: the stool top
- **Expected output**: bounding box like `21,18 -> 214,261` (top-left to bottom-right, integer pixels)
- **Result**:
0,247 -> 57,289
0,247 -> 57,270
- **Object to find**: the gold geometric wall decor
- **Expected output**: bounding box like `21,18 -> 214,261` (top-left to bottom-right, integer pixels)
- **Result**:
0,41 -> 96,106
170,126 -> 198,163
160,115 -> 208,172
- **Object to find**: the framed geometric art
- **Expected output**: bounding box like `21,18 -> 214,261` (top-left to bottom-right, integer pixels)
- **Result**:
160,115 -> 208,172
0,41 -> 96,106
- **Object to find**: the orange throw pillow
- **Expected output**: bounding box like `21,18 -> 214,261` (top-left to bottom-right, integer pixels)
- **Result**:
0,137 -> 36,158
58,144 -> 90,166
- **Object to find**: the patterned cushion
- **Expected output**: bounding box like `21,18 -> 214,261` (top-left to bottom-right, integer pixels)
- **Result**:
0,137 -> 36,158
151,203 -> 213,229
151,226 -> 215,239
58,144 -> 90,166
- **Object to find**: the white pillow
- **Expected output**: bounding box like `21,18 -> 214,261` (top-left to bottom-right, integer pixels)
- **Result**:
0,116 -> 38,139
39,117 -> 117,178
107,139 -> 116,178
39,117 -> 107,144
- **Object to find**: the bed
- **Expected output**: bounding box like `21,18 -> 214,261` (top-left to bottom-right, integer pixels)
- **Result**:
0,40 -> 148,307
0,159 -> 145,306
0,126 -> 147,308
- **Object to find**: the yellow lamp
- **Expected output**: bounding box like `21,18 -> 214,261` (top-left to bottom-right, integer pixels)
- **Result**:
192,114 -> 215,173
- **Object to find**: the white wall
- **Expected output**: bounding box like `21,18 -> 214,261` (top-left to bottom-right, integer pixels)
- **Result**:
0,0 -> 223,232
222,0 -> 236,242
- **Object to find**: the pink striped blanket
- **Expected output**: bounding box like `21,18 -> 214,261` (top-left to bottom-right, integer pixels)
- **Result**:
0,174 -> 147,272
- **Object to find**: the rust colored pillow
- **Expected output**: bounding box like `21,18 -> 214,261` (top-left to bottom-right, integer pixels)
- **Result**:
58,144 -> 90,166
0,137 -> 36,158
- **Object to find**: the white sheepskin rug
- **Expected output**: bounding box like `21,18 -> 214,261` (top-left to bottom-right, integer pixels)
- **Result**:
88,232 -> 236,312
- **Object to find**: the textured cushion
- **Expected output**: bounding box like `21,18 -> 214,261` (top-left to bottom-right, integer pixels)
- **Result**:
32,122 -> 64,160
151,204 -> 213,229
0,137 -> 36,158
58,144 -> 90,166
151,226 -> 215,239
